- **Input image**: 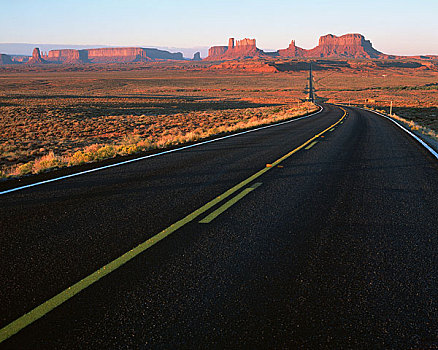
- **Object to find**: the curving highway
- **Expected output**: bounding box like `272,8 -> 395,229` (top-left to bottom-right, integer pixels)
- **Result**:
0,104 -> 437,348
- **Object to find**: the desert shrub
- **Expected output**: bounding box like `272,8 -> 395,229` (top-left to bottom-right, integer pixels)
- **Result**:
95,145 -> 116,160
69,150 -> 90,165
118,144 -> 142,155
154,136 -> 167,148
122,133 -> 142,145
2,102 -> 319,179
83,144 -> 101,155
138,139 -> 155,150
11,162 -> 34,176
32,151 -> 64,173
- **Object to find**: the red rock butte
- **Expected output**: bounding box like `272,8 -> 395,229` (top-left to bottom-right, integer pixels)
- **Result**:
0,47 -> 185,65
27,47 -> 46,64
305,33 -> 388,59
206,33 -> 394,60
43,47 -> 184,64
1,33 -> 437,65
206,37 -> 268,60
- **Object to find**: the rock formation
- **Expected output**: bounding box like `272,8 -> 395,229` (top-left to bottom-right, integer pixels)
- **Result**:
277,33 -> 389,59
192,52 -> 201,61
206,33 -> 390,60
278,40 -> 305,57
208,46 -> 228,58
45,49 -> 88,63
85,47 -> 151,63
11,55 -> 30,63
205,38 -> 267,60
27,48 -> 46,64
0,53 -> 13,65
145,48 -> 183,60
2,34 -> 429,66
305,34 -> 386,59
42,47 -> 184,64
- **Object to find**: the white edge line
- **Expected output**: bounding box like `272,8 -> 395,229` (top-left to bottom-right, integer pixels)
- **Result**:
1,105 -> 324,195
338,104 -> 438,161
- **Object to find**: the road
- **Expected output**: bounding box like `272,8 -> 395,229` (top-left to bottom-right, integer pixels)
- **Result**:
0,104 -> 437,349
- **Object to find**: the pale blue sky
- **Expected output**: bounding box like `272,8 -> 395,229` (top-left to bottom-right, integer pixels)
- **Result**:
1,0 -> 437,55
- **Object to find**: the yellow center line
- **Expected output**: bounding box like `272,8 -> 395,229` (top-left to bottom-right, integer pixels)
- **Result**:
199,183 -> 262,224
0,108 -> 347,344
305,141 -> 318,150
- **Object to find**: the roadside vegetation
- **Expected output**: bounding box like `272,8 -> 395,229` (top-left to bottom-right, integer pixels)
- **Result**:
368,107 -> 438,148
0,101 -> 317,178
377,106 -> 438,132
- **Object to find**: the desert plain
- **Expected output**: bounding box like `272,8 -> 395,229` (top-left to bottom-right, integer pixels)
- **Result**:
0,59 -> 437,178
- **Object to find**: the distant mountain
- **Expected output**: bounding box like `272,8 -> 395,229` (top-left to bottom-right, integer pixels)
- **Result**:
0,43 -> 112,56
0,43 -> 208,59
42,47 -> 183,64
0,45 -> 194,65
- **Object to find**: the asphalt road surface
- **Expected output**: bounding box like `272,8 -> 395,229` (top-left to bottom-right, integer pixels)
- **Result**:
1,104 -> 437,349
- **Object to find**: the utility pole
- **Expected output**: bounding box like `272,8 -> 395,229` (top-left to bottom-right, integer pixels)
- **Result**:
308,62 -> 314,102
389,101 -> 393,116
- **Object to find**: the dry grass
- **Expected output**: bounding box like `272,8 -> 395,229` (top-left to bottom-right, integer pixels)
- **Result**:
370,107 -> 438,143
1,94 -> 316,178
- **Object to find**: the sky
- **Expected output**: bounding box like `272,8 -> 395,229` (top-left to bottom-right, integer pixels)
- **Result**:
1,0 -> 438,56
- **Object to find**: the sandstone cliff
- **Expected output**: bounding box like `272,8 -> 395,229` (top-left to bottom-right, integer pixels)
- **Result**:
278,40 -> 306,57
10,55 -> 30,63
86,47 -> 151,62
205,38 -> 267,60
27,48 -> 46,64
277,33 -> 388,59
306,34 -> 386,59
42,47 -> 184,64
207,33 -> 389,60
45,49 -> 89,63
208,46 -> 228,58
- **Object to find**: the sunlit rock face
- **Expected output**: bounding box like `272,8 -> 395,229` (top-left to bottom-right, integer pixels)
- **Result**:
42,47 -> 184,63
27,47 -> 46,64
207,33 -> 387,60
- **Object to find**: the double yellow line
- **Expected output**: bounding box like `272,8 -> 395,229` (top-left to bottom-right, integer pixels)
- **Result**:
199,182 -> 263,223
0,108 -> 347,343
